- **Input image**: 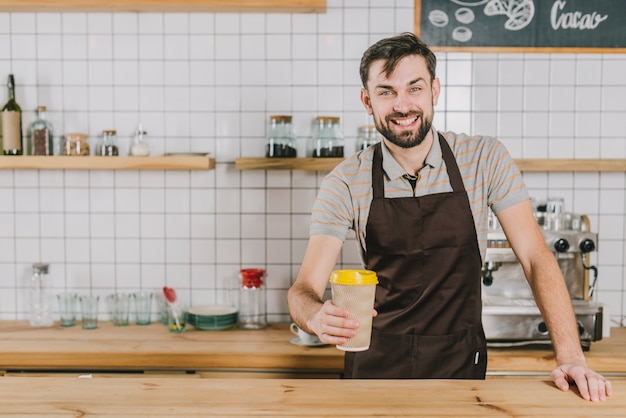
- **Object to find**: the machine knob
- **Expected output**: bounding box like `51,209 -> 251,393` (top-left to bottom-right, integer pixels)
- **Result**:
554,238 -> 570,253
579,239 -> 596,253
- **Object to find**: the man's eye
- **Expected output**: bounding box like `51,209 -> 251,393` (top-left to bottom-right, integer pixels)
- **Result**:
410,86 -> 421,92
380,91 -> 393,96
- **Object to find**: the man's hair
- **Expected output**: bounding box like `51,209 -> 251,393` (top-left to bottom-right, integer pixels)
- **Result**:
359,32 -> 437,89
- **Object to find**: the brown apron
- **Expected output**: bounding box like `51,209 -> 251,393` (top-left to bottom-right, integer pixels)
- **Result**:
344,133 -> 487,379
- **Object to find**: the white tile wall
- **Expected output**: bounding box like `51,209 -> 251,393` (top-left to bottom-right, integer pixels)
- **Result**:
0,1 -> 625,328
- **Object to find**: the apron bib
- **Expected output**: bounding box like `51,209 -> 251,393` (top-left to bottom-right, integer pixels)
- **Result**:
344,133 -> 487,379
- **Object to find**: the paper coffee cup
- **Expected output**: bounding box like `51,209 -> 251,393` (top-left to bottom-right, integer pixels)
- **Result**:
330,269 -> 378,352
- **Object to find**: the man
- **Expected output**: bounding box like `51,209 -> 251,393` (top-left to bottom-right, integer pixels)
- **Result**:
287,32 -> 612,402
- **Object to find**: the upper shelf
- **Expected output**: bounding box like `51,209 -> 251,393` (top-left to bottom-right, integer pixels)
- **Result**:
0,0 -> 326,12
0,155 -> 215,170
236,158 -> 626,172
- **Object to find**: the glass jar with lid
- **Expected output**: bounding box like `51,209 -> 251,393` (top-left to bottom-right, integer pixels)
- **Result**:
265,115 -> 296,158
29,105 -> 54,155
312,116 -> 343,158
96,130 -> 119,156
357,125 -> 382,151
63,133 -> 89,156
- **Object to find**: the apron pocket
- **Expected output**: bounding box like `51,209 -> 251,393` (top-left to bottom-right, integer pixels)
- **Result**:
416,326 -> 487,379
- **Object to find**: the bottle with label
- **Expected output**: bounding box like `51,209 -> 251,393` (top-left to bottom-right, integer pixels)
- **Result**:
29,263 -> 54,327
2,74 -> 23,155
29,106 -> 54,155
238,268 -> 267,330
356,125 -> 382,151
96,130 -> 119,156
265,115 -> 297,158
312,116 -> 344,158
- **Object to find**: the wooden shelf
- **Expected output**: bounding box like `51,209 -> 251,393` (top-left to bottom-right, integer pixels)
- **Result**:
0,155 -> 215,170
514,159 -> 626,172
0,0 -> 326,13
235,157 -> 342,171
236,158 -> 626,172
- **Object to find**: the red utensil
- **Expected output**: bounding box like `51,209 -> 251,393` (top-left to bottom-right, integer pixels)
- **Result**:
163,286 -> 177,303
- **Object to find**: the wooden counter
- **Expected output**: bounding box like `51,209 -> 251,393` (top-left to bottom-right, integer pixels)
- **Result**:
0,376 -> 623,416
1,321 -> 625,376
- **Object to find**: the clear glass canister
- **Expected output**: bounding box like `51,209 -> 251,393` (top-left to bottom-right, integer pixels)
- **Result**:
29,263 -> 54,327
265,115 -> 297,158
357,125 -> 382,151
312,116 -> 344,158
238,268 -> 267,330
63,133 -> 89,156
96,130 -> 119,156
29,105 -> 54,155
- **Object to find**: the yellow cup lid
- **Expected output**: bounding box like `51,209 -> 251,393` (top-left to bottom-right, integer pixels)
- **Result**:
330,269 -> 378,285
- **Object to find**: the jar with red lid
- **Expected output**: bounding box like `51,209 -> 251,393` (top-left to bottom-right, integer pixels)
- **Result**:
238,268 -> 267,329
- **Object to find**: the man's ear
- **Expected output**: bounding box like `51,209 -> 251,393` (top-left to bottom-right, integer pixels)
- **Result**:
360,88 -> 373,115
431,77 -> 441,106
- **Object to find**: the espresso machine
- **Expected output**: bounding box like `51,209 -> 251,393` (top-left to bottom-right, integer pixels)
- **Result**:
481,199 -> 603,350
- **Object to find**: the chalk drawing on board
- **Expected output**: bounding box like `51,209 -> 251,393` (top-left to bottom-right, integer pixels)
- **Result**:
452,27 -> 473,42
455,8 -> 476,24
428,10 -> 450,27
484,0 -> 535,31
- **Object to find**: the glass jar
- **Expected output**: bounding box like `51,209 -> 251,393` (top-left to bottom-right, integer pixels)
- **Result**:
265,115 -> 296,158
29,263 -> 53,327
29,106 -> 54,155
96,130 -> 119,156
357,125 -> 382,151
238,268 -> 267,330
63,133 -> 89,156
312,116 -> 344,158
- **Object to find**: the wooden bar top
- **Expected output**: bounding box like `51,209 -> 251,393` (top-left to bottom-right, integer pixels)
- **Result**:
0,376 -> 623,416
1,321 -> 625,375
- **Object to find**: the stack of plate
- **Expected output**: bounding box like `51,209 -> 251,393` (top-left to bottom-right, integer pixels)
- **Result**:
187,305 -> 238,330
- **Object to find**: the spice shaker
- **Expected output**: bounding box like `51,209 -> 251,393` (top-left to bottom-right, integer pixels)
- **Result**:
312,116 -> 344,158
265,115 -> 297,158
238,268 -> 267,329
356,125 -> 382,151
130,123 -> 150,156
29,263 -> 54,327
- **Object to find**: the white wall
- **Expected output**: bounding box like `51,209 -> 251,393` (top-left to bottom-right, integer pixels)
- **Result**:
0,0 -> 624,327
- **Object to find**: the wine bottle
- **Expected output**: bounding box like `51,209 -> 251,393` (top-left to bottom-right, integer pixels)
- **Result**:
2,74 -> 23,155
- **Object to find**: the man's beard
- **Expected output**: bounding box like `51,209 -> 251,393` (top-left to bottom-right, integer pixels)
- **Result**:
375,112 -> 432,149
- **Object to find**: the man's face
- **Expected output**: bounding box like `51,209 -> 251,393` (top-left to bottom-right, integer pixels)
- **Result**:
360,55 -> 440,149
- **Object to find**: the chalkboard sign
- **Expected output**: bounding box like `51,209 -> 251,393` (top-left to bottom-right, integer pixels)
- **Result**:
415,0 -> 626,52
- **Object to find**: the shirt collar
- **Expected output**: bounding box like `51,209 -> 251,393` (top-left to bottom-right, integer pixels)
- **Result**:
380,127 -> 443,180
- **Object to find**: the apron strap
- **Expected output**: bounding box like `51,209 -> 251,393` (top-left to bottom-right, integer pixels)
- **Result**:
372,142 -> 384,199
438,132 -> 466,193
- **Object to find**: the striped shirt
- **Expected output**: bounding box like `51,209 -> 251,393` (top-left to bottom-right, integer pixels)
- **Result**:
310,128 -> 529,264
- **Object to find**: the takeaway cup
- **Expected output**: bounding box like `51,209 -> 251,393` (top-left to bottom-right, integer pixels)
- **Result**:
330,269 -> 378,352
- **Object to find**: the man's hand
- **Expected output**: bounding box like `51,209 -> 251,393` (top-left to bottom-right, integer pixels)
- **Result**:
551,363 -> 612,402
308,300 -> 377,346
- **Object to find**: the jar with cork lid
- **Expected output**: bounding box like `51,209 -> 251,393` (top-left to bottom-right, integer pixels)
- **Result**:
312,116 -> 344,158
357,125 -> 382,151
95,130 -> 119,156
265,115 -> 297,158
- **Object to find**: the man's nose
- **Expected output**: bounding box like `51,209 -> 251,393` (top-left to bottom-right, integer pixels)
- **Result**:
393,92 -> 412,113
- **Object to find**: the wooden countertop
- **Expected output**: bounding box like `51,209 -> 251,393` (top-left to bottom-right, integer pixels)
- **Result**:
0,376 -> 623,416
1,321 -> 625,375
